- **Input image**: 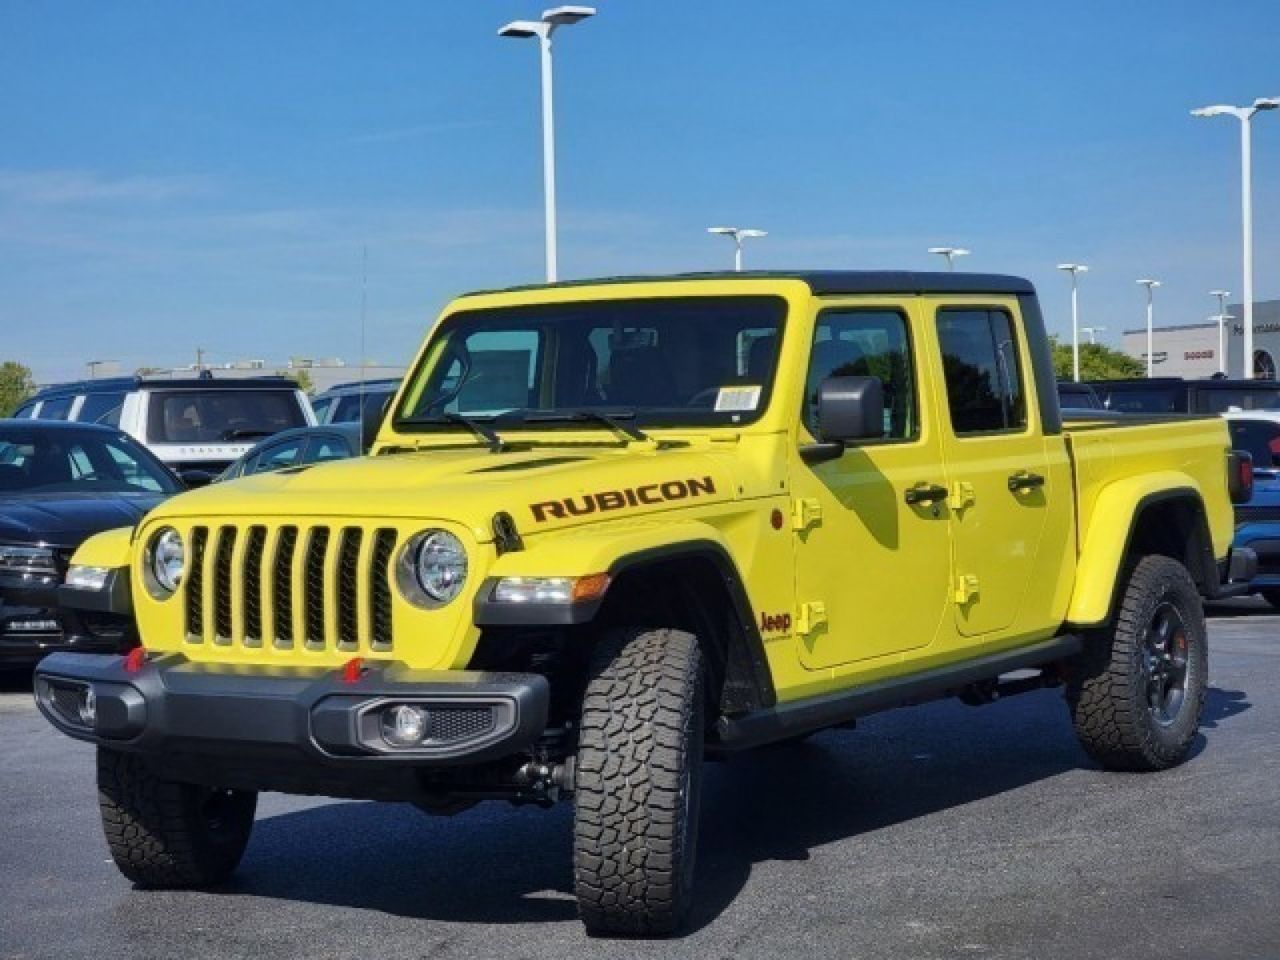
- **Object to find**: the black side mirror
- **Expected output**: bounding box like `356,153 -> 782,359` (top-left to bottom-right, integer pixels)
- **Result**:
801,376 -> 885,464
180,469 -> 214,489
817,376 -> 884,443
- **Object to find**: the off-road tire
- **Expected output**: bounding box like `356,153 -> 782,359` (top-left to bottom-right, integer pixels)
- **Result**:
573,627 -> 706,937
97,748 -> 257,887
1066,554 -> 1208,771
1258,587 -> 1280,609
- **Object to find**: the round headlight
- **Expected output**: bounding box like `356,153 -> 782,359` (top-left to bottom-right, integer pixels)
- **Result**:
149,527 -> 185,594
398,530 -> 467,607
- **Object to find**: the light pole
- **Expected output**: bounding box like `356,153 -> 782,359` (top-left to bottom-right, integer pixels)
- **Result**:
1080,326 -> 1106,345
1191,98 -> 1279,378
1211,314 -> 1233,375
1210,290 -> 1231,374
499,6 -> 597,283
1057,263 -> 1089,382
708,226 -> 767,272
928,246 -> 970,271
1137,279 -> 1161,378
85,360 -> 105,380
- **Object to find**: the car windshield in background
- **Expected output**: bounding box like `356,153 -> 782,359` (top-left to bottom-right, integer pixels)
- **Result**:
1198,387 -> 1280,414
146,390 -> 305,443
1228,419 -> 1280,470
0,428 -> 179,495
395,296 -> 787,431
1099,387 -> 1181,413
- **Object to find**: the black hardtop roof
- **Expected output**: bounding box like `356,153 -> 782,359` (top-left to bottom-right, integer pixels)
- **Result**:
32,375 -> 299,398
462,270 -> 1036,299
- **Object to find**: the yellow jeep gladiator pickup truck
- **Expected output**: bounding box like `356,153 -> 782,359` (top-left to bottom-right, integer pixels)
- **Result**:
36,271 -> 1256,935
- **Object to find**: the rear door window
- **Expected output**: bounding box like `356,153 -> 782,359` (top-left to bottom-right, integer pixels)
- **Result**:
35,395 -> 75,420
936,308 -> 1026,435
77,392 -> 127,426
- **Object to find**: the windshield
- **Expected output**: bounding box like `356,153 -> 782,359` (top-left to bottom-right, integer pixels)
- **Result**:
395,296 -> 787,432
146,389 -> 305,443
1099,386 -> 1181,413
0,427 -> 179,495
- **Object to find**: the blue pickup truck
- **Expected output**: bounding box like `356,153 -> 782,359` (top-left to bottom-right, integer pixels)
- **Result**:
1227,413 -> 1280,607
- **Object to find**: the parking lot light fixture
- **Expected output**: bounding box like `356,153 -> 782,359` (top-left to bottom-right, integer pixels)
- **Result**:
708,226 -> 767,272
1057,264 -> 1089,382
928,246 -> 970,271
498,6 -> 597,283
1210,291 -> 1232,374
1137,279 -> 1161,378
1191,100 -> 1278,378
1080,325 -> 1105,345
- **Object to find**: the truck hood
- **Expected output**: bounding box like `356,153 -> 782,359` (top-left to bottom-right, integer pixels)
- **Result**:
150,445 -> 738,538
0,492 -> 167,548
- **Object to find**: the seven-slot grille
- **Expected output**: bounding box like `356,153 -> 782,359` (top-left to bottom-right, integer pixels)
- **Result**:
183,524 -> 399,653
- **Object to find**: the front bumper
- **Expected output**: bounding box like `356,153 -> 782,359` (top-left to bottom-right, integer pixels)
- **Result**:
34,653 -> 550,794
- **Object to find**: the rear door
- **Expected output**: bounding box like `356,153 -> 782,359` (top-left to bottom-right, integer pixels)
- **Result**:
928,301 -> 1053,637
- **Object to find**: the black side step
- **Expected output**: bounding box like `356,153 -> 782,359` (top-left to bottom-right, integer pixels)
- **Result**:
712,634 -> 1082,752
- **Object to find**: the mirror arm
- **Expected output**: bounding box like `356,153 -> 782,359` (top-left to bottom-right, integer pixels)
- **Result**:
799,441 -> 844,465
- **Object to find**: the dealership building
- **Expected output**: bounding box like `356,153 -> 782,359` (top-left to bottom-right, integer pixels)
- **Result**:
1123,299 -> 1280,379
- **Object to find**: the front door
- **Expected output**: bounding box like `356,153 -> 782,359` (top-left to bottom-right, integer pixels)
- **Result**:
791,301 -> 954,669
929,302 -> 1052,637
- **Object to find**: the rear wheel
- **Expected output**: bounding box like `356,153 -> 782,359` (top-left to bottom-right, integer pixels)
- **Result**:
97,748 -> 257,887
1066,555 -> 1208,771
573,626 -> 705,936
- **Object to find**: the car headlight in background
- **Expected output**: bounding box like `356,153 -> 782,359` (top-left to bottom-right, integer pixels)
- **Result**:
145,527 -> 185,598
397,529 -> 467,607
0,544 -> 57,577
65,565 -> 112,591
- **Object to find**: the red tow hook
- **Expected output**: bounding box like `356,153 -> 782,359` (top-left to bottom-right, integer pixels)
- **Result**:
122,647 -> 147,674
340,657 -> 366,685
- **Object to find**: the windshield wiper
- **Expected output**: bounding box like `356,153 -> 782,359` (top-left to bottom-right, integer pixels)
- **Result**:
398,412 -> 505,452
518,409 -> 650,443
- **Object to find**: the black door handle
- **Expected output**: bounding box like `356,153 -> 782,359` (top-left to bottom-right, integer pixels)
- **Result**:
904,482 -> 948,505
1007,470 -> 1045,492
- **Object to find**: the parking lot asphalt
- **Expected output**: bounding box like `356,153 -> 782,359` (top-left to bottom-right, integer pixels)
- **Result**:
2,601 -> 1277,960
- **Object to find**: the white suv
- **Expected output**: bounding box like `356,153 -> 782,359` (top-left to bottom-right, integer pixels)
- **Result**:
14,375 -> 315,480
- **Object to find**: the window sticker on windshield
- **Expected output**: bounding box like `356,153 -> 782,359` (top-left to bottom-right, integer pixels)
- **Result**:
714,385 -> 762,413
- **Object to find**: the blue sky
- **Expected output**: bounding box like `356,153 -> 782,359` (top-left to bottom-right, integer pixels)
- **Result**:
2,0 -> 1280,383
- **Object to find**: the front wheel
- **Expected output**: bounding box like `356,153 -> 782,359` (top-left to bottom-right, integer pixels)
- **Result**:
573,626 -> 706,936
97,748 -> 257,887
1066,555 -> 1208,771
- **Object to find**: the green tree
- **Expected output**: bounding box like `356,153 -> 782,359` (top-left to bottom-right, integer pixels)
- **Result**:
0,361 -> 36,416
1049,336 -> 1143,381
277,368 -> 314,394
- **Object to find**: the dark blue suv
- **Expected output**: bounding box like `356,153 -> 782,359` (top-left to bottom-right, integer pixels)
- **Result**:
1227,414 -> 1280,607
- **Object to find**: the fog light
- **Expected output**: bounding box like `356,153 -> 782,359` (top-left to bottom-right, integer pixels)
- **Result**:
381,704 -> 430,747
79,686 -> 97,726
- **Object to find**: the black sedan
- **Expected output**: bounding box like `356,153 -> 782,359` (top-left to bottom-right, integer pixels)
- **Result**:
0,420 -> 181,666
216,422 -> 368,481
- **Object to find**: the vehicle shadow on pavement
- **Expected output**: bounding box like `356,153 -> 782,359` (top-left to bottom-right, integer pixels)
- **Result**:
1201,686 -> 1250,729
217,692 -> 1088,932
222,686 -> 1256,935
